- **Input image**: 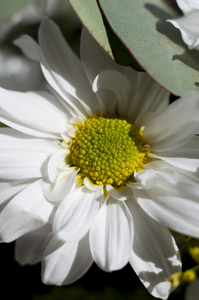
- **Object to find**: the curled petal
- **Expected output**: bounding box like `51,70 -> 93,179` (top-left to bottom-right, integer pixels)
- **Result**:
92,70 -> 133,117
43,169 -> 78,203
47,149 -> 69,183
106,184 -> 132,200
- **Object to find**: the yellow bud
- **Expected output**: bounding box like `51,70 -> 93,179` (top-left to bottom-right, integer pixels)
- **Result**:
189,246 -> 199,264
183,270 -> 196,282
168,272 -> 183,287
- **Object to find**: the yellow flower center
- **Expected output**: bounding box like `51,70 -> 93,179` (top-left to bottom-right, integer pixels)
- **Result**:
68,117 -> 148,186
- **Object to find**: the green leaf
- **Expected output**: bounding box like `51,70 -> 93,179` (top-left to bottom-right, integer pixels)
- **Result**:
99,0 -> 199,96
69,1 -> 113,55
68,0 -> 142,70
0,0 -> 32,19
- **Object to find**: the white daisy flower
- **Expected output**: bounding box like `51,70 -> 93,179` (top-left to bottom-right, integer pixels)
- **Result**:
1,18 -> 199,299
168,0 -> 199,50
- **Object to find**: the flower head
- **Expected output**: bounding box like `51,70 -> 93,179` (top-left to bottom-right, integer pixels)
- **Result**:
1,18 -> 199,299
168,0 -> 199,50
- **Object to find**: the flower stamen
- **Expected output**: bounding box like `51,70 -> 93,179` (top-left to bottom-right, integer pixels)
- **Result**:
67,117 -> 149,186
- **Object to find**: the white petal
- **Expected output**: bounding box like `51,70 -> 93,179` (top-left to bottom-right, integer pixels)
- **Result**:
188,0 -> 199,9
15,34 -> 77,118
95,88 -> 117,115
135,178 -> 199,238
0,179 -> 32,210
83,177 -> 103,191
43,169 -> 78,203
176,0 -> 194,14
42,233 -> 93,285
47,148 -> 69,182
0,109 -> 59,138
14,34 -> 40,62
0,128 -> 60,180
128,72 -> 170,122
80,27 -> 124,86
129,161 -> 180,191
143,92 -> 199,152
93,70 -> 133,117
135,111 -> 155,128
15,225 -> 51,265
143,161 -> 179,185
150,135 -> 199,172
127,199 -> 181,299
0,127 -> 60,152
132,169 -> 157,189
0,152 -> 50,179
168,11 -> 199,50
106,184 -> 132,200
39,19 -> 99,117
0,180 -> 54,242
53,186 -> 100,241
0,88 -> 68,133
89,197 -> 134,271
144,159 -> 199,187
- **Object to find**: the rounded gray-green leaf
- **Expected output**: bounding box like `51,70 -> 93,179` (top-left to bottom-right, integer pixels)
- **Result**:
99,0 -> 199,96
69,0 -> 113,56
68,0 -> 142,70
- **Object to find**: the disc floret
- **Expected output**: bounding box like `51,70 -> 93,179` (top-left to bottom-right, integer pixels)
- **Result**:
68,117 -> 148,186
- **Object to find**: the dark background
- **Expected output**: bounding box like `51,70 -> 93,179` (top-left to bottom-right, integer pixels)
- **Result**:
1,241 -> 186,300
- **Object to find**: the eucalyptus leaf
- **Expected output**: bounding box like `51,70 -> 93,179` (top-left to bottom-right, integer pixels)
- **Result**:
68,1 -> 113,56
0,0 -> 32,19
68,0 -> 142,70
99,0 -> 199,96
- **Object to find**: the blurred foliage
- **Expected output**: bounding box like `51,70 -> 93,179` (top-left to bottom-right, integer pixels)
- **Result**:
0,0 -> 32,19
